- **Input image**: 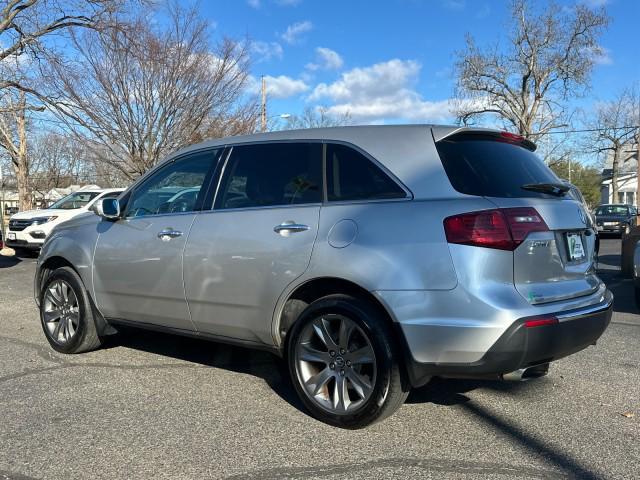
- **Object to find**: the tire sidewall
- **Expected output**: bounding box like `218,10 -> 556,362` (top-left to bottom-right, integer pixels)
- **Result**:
39,267 -> 92,354
287,295 -> 400,428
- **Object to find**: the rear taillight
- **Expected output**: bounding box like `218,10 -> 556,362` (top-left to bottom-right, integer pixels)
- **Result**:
444,207 -> 548,251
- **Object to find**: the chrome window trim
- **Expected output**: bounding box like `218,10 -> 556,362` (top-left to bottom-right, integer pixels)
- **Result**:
320,197 -> 412,207
123,210 -> 198,221
210,146 -> 233,210
197,202 -> 321,216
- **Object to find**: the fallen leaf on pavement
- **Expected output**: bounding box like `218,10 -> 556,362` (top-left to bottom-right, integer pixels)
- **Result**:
620,412 -> 635,418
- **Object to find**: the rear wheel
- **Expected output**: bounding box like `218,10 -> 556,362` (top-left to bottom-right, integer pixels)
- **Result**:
287,294 -> 408,429
39,266 -> 102,354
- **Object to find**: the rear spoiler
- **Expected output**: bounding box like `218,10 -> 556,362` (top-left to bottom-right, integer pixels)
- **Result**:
431,126 -> 537,152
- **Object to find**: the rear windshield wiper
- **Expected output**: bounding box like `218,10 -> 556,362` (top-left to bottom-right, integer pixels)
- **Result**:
521,183 -> 570,197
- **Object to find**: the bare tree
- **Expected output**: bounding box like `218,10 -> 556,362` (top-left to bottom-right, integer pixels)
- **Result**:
454,0 -> 608,141
284,106 -> 353,130
587,88 -> 639,203
0,89 -> 37,209
28,133 -> 97,196
0,0 -> 126,95
190,101 -> 259,142
0,0 -> 131,210
47,4 -> 255,180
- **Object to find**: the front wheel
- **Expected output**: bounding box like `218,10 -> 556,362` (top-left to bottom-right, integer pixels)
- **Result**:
287,294 -> 409,429
39,266 -> 103,354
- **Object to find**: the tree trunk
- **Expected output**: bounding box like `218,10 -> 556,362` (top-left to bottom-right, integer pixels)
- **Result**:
611,146 -> 620,204
15,92 -> 30,211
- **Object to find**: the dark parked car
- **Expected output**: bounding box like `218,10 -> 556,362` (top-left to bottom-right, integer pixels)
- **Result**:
594,204 -> 637,235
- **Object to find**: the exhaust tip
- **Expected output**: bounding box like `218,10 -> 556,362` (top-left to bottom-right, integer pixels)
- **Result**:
502,363 -> 550,381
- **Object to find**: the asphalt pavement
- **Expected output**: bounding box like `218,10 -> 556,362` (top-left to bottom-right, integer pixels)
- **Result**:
0,239 -> 638,479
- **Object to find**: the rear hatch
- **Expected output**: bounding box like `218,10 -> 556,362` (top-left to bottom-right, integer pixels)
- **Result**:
435,129 -> 598,305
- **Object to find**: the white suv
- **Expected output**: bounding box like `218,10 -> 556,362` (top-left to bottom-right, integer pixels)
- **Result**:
6,188 -> 123,254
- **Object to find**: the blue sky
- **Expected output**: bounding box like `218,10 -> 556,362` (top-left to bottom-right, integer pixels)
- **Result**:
198,0 -> 639,127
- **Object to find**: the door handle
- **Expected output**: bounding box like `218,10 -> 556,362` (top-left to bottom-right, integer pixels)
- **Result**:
274,221 -> 310,236
157,229 -> 183,241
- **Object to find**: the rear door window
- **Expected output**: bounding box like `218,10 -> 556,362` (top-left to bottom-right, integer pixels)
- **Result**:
436,134 -> 561,198
326,143 -> 406,202
215,143 -> 322,209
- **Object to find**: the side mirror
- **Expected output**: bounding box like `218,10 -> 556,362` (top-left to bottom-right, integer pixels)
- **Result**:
95,198 -> 120,220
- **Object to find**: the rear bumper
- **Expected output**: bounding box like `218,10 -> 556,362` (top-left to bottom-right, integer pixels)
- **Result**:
383,289 -> 613,388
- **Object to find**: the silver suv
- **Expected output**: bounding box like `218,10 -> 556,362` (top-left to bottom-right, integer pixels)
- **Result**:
35,126 -> 612,428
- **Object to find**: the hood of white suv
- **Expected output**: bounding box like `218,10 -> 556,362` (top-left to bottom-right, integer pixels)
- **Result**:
11,208 -> 82,221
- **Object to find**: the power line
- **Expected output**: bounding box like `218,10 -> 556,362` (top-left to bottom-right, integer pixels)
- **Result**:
536,126 -> 640,135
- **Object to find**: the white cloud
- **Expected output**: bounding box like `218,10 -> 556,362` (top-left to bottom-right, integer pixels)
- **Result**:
581,45 -> 613,65
591,46 -> 613,65
281,20 -> 313,44
306,47 -> 344,71
252,41 -> 284,62
308,59 -> 459,123
247,0 -> 260,8
247,75 -> 309,99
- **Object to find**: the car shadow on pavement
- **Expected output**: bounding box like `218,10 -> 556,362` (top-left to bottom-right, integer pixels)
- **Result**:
598,270 -> 638,315
406,376 -> 529,406
109,329 -> 602,479
408,378 -> 602,479
104,327 -> 306,411
597,254 -> 620,270
0,254 -> 22,269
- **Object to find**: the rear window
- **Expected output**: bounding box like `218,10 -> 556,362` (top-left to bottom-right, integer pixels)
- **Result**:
436,134 -> 561,198
595,205 -> 628,215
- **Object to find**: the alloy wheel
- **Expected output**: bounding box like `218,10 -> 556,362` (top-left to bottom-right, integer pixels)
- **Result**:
294,314 -> 377,414
43,279 -> 80,344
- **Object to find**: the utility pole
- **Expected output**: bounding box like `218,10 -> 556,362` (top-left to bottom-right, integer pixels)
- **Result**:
636,97 -> 640,209
261,76 -> 267,133
0,166 -> 5,247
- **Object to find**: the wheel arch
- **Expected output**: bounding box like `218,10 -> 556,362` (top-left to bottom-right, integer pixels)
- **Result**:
36,255 -> 79,301
37,254 -> 116,337
275,276 -> 401,352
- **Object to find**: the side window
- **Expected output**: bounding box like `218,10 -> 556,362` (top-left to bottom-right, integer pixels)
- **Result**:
326,143 -> 406,202
126,150 -> 219,217
216,143 -> 322,209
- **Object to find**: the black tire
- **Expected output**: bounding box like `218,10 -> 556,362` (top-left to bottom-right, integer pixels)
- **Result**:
287,294 -> 409,429
39,266 -> 102,354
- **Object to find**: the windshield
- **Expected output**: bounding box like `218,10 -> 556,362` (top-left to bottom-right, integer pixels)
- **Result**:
595,205 -> 628,215
49,192 -> 100,210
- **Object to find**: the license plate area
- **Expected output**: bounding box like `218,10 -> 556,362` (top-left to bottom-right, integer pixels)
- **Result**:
565,232 -> 585,261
